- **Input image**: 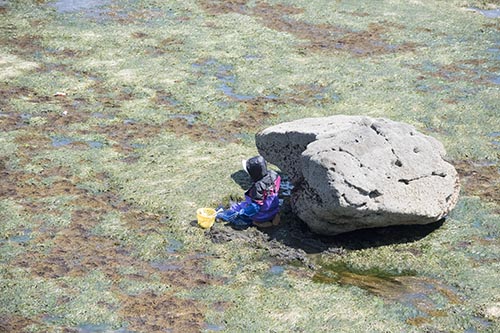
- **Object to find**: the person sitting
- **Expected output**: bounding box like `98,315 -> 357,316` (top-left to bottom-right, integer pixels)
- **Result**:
217,156 -> 281,228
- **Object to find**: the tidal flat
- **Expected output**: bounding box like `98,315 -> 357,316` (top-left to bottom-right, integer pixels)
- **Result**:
0,0 -> 499,332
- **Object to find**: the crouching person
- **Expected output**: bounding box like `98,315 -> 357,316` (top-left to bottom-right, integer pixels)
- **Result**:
217,156 -> 281,228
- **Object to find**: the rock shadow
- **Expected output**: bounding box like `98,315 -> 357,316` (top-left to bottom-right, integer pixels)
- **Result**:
222,171 -> 444,257
260,207 -> 445,254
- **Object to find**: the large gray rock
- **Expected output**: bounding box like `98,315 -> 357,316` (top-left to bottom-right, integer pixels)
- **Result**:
256,115 -> 460,235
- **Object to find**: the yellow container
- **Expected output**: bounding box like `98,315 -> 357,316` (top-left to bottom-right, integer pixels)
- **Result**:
196,208 -> 216,229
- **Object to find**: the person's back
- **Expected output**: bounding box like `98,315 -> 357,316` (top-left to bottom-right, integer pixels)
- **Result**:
217,156 -> 281,228
245,169 -> 281,223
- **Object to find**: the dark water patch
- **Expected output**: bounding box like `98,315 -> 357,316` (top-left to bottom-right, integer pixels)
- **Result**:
192,59 -> 256,101
129,143 -> 145,149
468,8 -> 500,19
204,323 -> 225,331
219,83 -> 254,101
166,238 -> 183,253
244,54 -> 261,61
269,265 -> 285,275
50,0 -> 109,13
51,136 -> 75,147
20,113 -> 32,123
168,114 -> 197,126
487,47 -> 499,54
87,140 -> 104,149
151,261 -> 182,271
51,136 -> 104,149
0,1 -> 8,13
468,316 -> 494,332
91,112 -> 115,119
1,229 -> 32,244
490,75 -> 500,85
265,93 -> 279,100
76,323 -> 133,333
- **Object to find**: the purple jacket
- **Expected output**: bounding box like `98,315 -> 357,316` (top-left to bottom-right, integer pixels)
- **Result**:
231,170 -> 281,222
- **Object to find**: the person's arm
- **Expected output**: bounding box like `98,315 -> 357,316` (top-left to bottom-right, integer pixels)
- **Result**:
238,202 -> 261,217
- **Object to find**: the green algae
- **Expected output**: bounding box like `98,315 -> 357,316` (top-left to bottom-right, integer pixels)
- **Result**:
0,199 -> 32,241
0,0 -> 499,332
312,261 -> 418,286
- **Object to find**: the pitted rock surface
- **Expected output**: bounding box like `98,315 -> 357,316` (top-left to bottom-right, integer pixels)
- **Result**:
256,115 -> 460,235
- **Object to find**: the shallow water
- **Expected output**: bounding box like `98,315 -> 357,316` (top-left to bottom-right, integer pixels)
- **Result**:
168,114 -> 197,126
204,323 -> 225,332
1,229 -> 31,244
51,136 -> 75,147
269,265 -> 285,275
51,136 -> 103,148
150,261 -> 182,271
76,324 -> 133,333
468,8 -> 500,19
50,0 -> 109,13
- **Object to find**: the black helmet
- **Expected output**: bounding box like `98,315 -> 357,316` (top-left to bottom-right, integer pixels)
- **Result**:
244,156 -> 268,182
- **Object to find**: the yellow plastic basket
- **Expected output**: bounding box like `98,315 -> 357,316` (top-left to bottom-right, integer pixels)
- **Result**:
196,208 -> 216,229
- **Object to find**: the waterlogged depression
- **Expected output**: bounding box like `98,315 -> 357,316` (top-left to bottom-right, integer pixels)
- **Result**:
0,0 -> 499,332
50,0 -> 109,13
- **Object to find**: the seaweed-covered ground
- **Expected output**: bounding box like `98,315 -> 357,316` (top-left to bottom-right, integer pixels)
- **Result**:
0,0 -> 499,332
